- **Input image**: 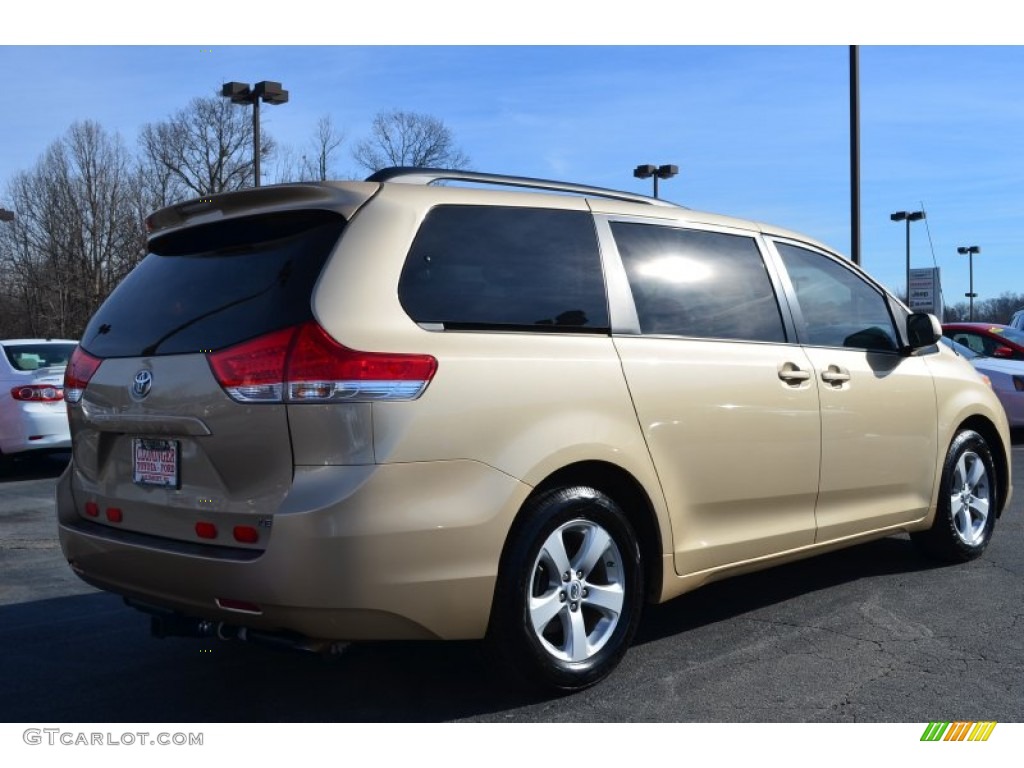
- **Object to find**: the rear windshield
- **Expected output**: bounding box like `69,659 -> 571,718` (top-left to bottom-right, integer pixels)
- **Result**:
81,210 -> 346,357
3,343 -> 77,371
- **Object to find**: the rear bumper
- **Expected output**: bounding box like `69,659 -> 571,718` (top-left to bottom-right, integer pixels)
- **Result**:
57,460 -> 531,640
0,403 -> 70,454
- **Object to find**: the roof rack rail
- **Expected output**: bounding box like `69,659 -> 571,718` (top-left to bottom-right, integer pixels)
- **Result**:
365,167 -> 679,207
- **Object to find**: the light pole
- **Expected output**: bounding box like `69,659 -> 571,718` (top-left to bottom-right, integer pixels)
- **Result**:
633,164 -> 678,199
221,81 -> 289,188
850,45 -> 861,266
890,210 -> 926,303
958,245 -> 981,321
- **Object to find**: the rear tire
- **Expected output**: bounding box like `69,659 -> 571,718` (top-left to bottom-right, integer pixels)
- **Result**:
488,486 -> 643,692
911,429 -> 997,563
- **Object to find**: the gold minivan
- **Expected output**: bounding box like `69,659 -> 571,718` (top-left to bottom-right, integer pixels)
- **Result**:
57,168 -> 1012,690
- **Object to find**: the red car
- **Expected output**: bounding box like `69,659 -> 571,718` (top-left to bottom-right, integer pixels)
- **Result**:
942,323 -> 1024,361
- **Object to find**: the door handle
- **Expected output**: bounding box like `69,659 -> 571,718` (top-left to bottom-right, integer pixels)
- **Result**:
821,365 -> 851,385
778,362 -> 812,384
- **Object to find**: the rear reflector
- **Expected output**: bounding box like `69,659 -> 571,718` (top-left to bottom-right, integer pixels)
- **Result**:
65,347 -> 102,404
207,321 -> 437,404
195,522 -> 218,539
84,502 -> 99,517
106,507 -> 123,523
233,525 -> 259,544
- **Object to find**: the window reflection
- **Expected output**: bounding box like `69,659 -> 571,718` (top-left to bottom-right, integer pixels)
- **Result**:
612,222 -> 785,343
635,255 -> 714,285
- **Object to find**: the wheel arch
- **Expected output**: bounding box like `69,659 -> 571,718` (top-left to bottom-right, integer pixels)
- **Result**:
956,415 -> 1010,517
501,460 -> 665,603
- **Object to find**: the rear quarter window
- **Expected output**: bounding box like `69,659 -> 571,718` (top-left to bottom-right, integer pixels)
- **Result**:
398,205 -> 609,332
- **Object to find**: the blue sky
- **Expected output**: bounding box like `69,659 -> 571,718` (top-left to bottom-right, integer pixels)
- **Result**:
3,9 -> 1023,312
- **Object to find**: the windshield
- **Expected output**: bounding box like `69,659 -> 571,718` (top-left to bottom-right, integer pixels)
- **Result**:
983,325 -> 1024,345
958,325 -> 1024,346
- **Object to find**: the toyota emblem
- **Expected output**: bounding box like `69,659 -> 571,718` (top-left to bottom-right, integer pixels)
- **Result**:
131,370 -> 153,400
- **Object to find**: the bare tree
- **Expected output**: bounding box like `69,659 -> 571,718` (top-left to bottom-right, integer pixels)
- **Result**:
270,145 -> 303,185
0,217 -> 25,336
304,115 -> 346,181
944,292 -> 1024,324
943,302 -> 968,323
138,93 -> 274,202
894,286 -> 1024,324
0,121 -> 146,338
274,115 -> 347,183
352,109 -> 470,174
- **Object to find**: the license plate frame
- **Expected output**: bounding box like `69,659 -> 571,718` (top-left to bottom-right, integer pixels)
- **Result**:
132,438 -> 180,489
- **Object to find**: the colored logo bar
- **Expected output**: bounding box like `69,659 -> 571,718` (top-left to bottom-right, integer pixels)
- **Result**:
921,722 -> 997,741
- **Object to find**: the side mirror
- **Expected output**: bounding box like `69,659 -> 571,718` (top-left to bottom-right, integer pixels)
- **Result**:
906,312 -> 941,350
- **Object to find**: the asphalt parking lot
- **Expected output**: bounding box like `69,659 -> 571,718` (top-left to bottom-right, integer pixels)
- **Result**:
2,443 -> 1023,723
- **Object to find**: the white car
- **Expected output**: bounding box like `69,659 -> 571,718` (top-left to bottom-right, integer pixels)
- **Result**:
0,338 -> 78,462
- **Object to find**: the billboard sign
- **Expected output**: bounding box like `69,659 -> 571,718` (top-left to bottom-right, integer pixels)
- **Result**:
908,267 -> 942,317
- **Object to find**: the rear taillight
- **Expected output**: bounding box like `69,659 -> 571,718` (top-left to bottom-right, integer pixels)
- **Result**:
286,322 -> 437,402
205,326 -> 294,403
207,321 -> 437,404
64,347 -> 102,404
11,385 -> 64,402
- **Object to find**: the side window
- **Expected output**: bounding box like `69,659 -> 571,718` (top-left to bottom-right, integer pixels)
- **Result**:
611,222 -> 786,342
964,333 -> 997,356
398,206 -> 608,332
966,335 -> 991,356
951,333 -> 985,354
775,242 -> 899,352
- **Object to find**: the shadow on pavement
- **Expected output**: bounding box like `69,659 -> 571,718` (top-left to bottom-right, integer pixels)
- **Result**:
0,451 -> 70,483
0,535 -> 945,723
634,535 -> 939,646
0,592 -> 534,723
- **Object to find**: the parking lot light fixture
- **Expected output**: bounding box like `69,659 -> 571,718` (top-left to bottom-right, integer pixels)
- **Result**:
958,245 -> 981,321
221,81 -> 289,188
633,163 -> 678,199
890,210 -> 926,304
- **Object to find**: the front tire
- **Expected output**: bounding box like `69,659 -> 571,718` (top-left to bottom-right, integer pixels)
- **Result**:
912,429 -> 997,563
488,486 -> 643,692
